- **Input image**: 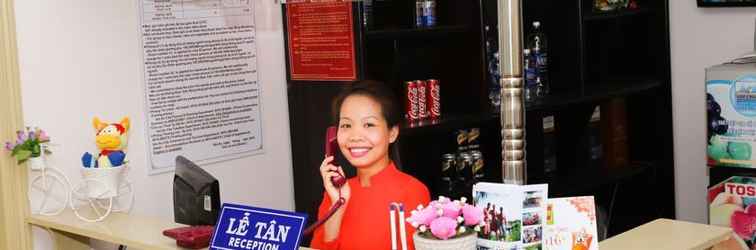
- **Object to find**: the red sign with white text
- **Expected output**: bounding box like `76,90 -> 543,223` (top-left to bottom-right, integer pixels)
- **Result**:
286,2 -> 357,81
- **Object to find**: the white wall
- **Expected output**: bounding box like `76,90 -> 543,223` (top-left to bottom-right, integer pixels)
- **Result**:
13,1 -> 294,249
670,2 -> 756,223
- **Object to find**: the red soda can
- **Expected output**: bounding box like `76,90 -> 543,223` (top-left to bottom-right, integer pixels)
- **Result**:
416,80 -> 428,119
404,81 -> 419,121
427,79 -> 441,118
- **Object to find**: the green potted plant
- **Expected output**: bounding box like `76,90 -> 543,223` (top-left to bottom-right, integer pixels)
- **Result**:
4,127 -> 51,170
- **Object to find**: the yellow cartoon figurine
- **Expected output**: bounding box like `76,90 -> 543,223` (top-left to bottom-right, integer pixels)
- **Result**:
81,117 -> 130,168
571,229 -> 593,250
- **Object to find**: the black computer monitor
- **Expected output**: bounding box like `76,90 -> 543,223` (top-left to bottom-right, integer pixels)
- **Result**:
173,156 -> 221,226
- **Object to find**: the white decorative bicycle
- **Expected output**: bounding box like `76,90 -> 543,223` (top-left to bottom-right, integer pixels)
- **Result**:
69,164 -> 134,222
27,144 -> 71,216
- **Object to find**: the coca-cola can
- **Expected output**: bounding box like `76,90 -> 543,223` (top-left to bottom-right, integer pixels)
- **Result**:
427,79 -> 441,118
404,81 -> 419,121
416,80 -> 428,119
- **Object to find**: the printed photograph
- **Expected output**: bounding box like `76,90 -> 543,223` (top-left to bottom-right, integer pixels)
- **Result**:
523,190 -> 544,209
523,211 -> 541,226
474,190 -> 522,242
523,226 -> 542,244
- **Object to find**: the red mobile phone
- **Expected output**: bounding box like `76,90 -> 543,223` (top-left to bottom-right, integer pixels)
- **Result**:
325,126 -> 346,187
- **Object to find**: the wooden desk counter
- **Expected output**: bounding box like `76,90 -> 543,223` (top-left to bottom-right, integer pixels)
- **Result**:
27,210 -> 194,250
27,210 -> 316,250
599,218 -> 734,250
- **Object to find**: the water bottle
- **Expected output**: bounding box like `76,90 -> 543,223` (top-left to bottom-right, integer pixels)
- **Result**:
536,77 -> 546,98
528,21 -> 549,96
415,0 -> 423,27
363,0 -> 373,28
423,0 -> 436,27
524,49 -> 537,102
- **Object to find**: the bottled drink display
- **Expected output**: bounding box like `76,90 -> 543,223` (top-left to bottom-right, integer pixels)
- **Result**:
485,25 -> 502,112
413,0 -> 436,28
456,152 -> 472,189
525,21 -> 549,100
363,0 -> 373,27
440,128 -> 486,199
471,150 -> 485,182
440,153 -> 456,196
415,0 -> 423,27
422,0 -> 436,27
404,78 -> 442,124
536,77 -> 546,98
524,49 -> 537,102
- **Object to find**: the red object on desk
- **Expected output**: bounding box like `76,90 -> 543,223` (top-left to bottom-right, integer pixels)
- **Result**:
163,225 -> 214,249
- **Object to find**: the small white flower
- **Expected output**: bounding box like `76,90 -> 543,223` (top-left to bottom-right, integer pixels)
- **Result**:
460,197 -> 467,203
474,225 -> 481,232
419,225 -> 427,232
459,227 -> 466,234
417,204 -> 423,210
457,216 -> 464,223
438,195 -> 446,200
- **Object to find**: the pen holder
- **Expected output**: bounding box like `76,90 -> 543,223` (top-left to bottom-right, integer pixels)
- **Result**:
80,165 -> 127,199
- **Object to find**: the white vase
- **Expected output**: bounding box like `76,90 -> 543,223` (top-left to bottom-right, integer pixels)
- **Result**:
413,231 -> 477,250
27,156 -> 46,171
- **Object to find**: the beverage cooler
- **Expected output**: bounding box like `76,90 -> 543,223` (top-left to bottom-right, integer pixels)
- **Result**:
706,51 -> 756,249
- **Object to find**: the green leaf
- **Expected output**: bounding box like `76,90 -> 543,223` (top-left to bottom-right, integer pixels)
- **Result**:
14,150 -> 31,162
31,144 -> 41,157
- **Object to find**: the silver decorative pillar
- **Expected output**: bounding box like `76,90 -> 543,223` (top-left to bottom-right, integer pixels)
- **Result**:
499,0 -> 525,184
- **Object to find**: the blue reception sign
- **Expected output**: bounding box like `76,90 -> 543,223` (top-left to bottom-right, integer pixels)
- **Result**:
211,203 -> 308,250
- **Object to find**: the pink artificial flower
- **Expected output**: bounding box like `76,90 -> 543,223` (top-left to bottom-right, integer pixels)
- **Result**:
429,196 -> 451,209
4,142 -> 13,151
441,200 -> 462,218
409,206 -> 438,226
429,216 -> 458,240
462,204 -> 484,226
38,130 -> 49,142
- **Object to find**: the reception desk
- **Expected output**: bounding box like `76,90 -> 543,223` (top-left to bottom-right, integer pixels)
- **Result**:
27,211 -> 732,250
599,218 -> 735,250
26,211 -> 315,250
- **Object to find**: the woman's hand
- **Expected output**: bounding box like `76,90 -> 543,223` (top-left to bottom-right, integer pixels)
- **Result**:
320,156 -> 350,206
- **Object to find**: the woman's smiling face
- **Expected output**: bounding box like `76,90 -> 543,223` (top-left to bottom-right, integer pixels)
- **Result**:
337,95 -> 398,169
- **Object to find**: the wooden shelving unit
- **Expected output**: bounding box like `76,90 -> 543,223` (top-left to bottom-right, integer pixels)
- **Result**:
285,0 -> 674,243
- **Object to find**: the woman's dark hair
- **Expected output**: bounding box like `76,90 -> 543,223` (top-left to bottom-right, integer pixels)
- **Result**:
331,80 -> 402,129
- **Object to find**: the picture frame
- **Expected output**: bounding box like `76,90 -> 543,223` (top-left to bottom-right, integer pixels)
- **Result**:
698,0 -> 756,7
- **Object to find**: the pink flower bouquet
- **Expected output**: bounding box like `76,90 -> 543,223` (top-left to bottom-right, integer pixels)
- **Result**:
407,196 -> 484,240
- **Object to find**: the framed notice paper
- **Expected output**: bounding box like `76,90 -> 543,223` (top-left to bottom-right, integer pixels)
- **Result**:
286,1 -> 357,81
139,0 -> 263,173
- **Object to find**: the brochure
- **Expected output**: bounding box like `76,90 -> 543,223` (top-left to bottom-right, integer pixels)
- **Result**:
473,182 -> 548,250
543,196 -> 598,250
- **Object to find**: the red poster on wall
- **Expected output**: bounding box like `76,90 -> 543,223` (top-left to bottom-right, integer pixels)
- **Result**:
286,1 -> 357,81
